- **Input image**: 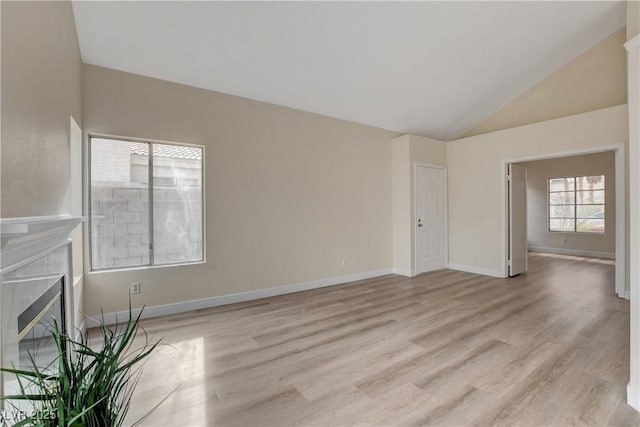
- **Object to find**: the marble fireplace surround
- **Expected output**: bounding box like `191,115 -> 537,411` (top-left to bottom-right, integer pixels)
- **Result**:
0,215 -> 84,398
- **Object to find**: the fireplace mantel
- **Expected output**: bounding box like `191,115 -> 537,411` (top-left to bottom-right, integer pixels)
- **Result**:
1,215 -> 85,275
1,215 -> 85,401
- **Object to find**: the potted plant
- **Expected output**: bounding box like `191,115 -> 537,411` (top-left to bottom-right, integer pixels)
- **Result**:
1,307 -> 162,427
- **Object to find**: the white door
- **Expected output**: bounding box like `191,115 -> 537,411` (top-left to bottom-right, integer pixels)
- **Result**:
508,163 -> 528,276
415,165 -> 447,274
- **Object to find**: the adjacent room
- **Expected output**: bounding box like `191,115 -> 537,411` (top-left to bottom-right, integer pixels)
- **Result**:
1,1 -> 640,426
522,152 -> 616,261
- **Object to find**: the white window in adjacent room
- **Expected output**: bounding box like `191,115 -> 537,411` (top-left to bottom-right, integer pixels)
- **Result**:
90,136 -> 204,270
548,175 -> 605,234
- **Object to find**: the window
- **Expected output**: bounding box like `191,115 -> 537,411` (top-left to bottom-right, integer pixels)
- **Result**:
90,136 -> 204,270
548,175 -> 604,234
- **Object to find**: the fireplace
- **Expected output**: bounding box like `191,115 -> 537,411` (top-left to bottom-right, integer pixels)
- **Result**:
16,275 -> 66,371
0,216 -> 84,402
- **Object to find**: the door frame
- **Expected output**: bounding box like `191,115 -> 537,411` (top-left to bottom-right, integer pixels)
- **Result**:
414,162 -> 448,275
502,144 -> 626,299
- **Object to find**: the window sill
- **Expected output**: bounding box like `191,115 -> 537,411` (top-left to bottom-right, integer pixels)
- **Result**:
546,231 -> 607,236
88,260 -> 206,275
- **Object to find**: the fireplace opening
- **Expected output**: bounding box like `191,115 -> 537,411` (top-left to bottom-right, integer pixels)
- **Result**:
2,272 -> 68,398
17,276 -> 66,370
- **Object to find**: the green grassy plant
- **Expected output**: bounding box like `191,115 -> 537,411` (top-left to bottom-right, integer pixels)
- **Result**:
1,307 -> 161,427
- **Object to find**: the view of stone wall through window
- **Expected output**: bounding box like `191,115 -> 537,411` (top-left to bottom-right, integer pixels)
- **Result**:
90,138 -> 203,269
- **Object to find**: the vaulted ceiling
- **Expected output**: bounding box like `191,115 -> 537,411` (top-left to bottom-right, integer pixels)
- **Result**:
72,1 -> 626,141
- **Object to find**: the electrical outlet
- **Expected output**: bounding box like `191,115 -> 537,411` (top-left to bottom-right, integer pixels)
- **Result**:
341,257 -> 347,267
130,282 -> 140,294
561,238 -> 568,245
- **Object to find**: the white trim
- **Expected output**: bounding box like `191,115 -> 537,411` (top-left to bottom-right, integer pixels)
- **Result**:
614,146 -> 626,298
413,162 -> 447,170
86,268 -> 393,327
627,29 -> 640,407
447,263 -> 504,278
393,267 -> 414,277
625,34 -> 640,52
528,245 -> 615,260
0,215 -> 86,274
414,163 -> 448,275
1,214 -> 79,231
73,275 -> 86,341
87,260 -> 206,275
502,144 -> 626,299
628,383 -> 640,412
500,144 -> 624,165
74,319 -> 87,342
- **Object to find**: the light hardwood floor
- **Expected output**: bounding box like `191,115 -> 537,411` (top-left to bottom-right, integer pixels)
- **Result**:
126,253 -> 639,426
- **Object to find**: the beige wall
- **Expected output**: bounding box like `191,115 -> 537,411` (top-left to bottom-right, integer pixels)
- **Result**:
410,135 -> 447,167
1,1 -> 82,218
464,28 -> 627,138
391,134 -> 447,275
82,64 -> 398,316
392,136 -> 412,275
1,1 -> 85,331
629,0 -> 640,39
448,105 -> 627,277
519,152 -> 615,257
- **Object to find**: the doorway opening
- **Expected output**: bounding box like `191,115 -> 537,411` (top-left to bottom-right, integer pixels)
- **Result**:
504,146 -> 625,298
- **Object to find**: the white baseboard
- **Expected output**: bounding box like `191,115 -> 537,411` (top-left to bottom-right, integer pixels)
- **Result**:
87,268 -> 393,327
628,383 -> 640,412
447,263 -> 505,278
393,267 -> 413,277
528,245 -> 615,260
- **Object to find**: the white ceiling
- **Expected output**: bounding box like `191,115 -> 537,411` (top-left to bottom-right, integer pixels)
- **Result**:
72,1 -> 626,141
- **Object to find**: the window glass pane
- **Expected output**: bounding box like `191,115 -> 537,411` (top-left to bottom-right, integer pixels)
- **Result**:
549,177 -> 575,192
550,219 -> 575,232
576,190 -> 604,204
549,191 -> 574,205
576,205 -> 604,219
576,175 -> 604,190
152,144 -> 204,265
549,205 -> 574,218
577,218 -> 604,233
547,175 -> 606,235
91,138 -> 149,269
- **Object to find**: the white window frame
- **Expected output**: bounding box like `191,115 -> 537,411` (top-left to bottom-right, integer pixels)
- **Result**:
88,134 -> 206,271
547,174 -> 605,234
